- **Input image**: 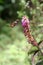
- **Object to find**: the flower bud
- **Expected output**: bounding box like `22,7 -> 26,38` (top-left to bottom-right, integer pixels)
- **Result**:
21,16 -> 30,28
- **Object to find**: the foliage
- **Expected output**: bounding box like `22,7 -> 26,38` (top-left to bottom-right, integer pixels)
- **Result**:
0,0 -> 43,65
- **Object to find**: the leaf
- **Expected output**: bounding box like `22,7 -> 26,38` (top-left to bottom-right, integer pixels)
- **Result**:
36,60 -> 43,65
38,24 -> 43,27
0,6 -> 4,12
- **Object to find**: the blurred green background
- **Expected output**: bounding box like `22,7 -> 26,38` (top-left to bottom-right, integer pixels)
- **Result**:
0,0 -> 43,65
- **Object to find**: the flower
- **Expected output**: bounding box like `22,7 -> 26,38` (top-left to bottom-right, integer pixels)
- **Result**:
21,16 -> 30,28
21,16 -> 38,46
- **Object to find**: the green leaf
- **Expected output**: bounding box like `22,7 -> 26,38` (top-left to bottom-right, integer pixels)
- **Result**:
0,6 -> 4,12
36,60 -> 43,65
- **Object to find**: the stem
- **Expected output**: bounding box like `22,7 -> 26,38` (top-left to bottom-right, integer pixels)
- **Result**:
37,45 -> 43,55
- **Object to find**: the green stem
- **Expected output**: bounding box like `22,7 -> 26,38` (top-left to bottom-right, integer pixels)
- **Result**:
37,46 -> 43,55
